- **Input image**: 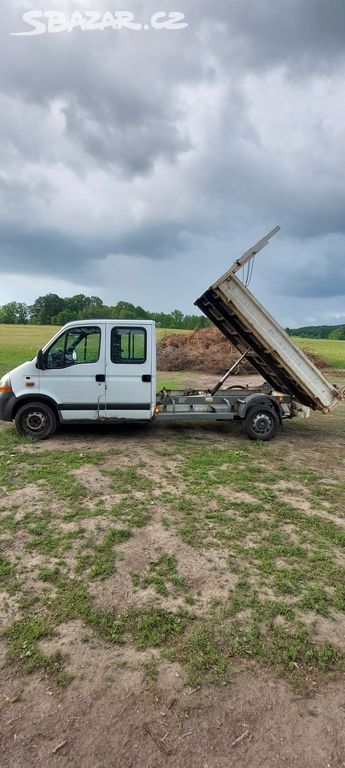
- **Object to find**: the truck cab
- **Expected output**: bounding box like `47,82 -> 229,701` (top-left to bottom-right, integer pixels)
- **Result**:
0,320 -> 156,438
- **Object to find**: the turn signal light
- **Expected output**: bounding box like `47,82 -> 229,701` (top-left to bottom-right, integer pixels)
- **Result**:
0,386 -> 12,393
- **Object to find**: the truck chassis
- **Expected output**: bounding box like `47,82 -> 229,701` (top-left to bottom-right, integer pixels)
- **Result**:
155,385 -> 294,441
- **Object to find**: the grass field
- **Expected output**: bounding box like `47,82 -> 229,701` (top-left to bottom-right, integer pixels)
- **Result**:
0,325 -> 59,378
0,324 -> 188,379
293,336 -> 345,368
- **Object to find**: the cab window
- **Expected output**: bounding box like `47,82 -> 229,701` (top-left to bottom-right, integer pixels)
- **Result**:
46,326 -> 101,369
111,328 -> 146,364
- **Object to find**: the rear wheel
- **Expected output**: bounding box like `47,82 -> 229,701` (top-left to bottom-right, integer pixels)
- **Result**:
243,406 -> 279,441
15,402 -> 57,440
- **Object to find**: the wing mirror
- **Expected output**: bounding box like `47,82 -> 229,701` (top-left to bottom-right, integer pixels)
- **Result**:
36,349 -> 46,370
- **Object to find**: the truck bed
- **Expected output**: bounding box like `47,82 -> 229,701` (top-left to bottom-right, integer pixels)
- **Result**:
195,234 -> 342,413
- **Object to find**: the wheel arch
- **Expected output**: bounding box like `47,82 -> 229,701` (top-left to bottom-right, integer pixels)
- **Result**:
238,394 -> 283,422
12,395 -> 61,422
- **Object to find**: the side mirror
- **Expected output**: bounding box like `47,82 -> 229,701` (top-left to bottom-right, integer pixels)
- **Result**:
36,349 -> 46,370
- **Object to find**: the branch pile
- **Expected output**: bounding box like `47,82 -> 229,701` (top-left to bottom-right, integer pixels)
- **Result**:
157,327 -> 329,374
157,327 -> 254,373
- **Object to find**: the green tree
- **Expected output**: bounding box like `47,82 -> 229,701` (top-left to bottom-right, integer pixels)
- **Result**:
112,301 -> 148,319
329,327 -> 345,340
89,296 -> 104,308
29,294 -> 64,325
51,309 -> 77,325
170,310 -> 184,328
0,302 -> 29,324
183,314 -> 210,329
78,304 -> 114,320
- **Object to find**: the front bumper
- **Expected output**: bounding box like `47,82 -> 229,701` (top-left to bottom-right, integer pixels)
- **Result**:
0,390 -> 17,422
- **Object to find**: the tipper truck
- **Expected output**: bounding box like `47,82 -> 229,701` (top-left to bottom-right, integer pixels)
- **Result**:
0,227 -> 343,440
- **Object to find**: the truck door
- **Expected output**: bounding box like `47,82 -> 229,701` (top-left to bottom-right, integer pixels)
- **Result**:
39,324 -> 106,421
105,324 -> 154,420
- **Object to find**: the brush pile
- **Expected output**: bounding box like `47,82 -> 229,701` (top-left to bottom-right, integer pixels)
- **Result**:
157,327 -> 254,373
157,327 -> 329,374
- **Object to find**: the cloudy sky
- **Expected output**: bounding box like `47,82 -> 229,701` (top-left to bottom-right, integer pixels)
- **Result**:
1,0 -> 345,326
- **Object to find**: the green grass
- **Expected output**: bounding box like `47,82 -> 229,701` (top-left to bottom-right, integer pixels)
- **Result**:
4,613 -> 69,685
131,553 -> 192,601
111,498 -> 152,529
168,588 -> 345,686
157,376 -> 188,390
0,553 -> 20,594
76,527 -> 132,579
0,444 -> 102,498
157,329 -> 190,339
156,370 -> 213,390
126,605 -> 189,650
294,337 -> 345,369
104,465 -> 154,494
0,325 -> 59,378
167,626 -> 228,685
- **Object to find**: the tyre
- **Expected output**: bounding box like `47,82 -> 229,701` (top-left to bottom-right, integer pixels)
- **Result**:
15,401 -> 57,440
243,405 -> 279,441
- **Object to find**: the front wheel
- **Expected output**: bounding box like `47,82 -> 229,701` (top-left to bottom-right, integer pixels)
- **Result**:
243,406 -> 279,441
15,401 -> 57,440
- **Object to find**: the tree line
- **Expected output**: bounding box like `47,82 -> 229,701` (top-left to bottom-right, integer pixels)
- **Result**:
286,324 -> 345,340
0,294 -> 210,330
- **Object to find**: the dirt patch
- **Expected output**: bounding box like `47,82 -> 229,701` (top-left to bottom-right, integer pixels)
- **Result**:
0,483 -> 45,512
312,615 -> 345,654
1,661 -> 345,768
215,488 -> 258,504
90,519 -> 237,616
38,620 -> 162,680
73,465 -> 113,495
0,591 -> 21,630
299,611 -> 345,654
273,480 -> 308,495
283,495 -> 314,513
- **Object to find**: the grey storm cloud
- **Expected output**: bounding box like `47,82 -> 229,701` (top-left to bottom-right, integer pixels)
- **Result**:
286,268 -> 345,299
1,0 -> 345,321
193,0 -> 345,72
270,235 -> 345,298
62,100 -> 192,175
0,220 -> 191,278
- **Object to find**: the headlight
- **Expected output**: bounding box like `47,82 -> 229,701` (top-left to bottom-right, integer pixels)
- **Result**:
0,375 -> 11,392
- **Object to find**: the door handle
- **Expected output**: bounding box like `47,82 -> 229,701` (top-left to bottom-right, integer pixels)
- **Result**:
96,374 -> 105,383
142,375 -> 152,383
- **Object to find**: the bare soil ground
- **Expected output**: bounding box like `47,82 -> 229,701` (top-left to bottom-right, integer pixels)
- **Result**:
1,376 -> 345,767
2,658 -> 345,768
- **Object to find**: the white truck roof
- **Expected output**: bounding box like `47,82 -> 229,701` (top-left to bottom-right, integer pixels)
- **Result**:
61,319 -> 156,328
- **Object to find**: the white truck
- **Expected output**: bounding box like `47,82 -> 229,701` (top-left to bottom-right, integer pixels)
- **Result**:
0,228 -> 342,441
